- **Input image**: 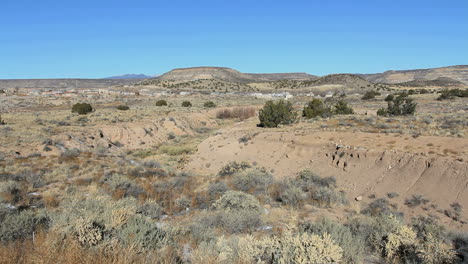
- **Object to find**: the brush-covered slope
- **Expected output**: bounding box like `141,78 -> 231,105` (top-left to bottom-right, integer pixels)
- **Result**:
394,77 -> 466,87
360,65 -> 468,84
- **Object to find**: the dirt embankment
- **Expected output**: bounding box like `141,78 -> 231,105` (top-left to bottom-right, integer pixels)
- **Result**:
185,121 -> 468,228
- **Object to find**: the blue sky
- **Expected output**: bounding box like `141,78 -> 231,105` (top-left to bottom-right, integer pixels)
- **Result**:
0,0 -> 467,79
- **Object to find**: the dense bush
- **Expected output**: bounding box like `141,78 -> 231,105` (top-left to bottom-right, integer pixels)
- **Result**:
203,101 -> 216,108
116,105 -> 130,110
437,88 -> 468,100
258,100 -> 297,128
333,99 -> 354,115
231,168 -> 273,194
181,101 -> 192,107
303,99 -> 354,119
155,99 -> 168,106
377,95 -> 417,116
116,215 -> 170,250
247,232 -> 343,263
71,103 -> 93,115
362,90 -> 381,100
302,99 -> 331,118
385,94 -> 395,102
272,170 -> 346,208
189,191 -> 265,234
0,209 -> 49,243
211,191 -> 262,212
300,218 -> 365,263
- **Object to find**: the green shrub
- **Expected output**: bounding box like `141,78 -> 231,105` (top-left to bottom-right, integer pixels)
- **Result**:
116,105 -> 130,110
71,103 -> 93,115
203,101 -> 216,108
333,99 -> 354,115
208,182 -> 229,200
437,88 -> 468,100
300,218 -> 365,263
198,209 -> 264,234
116,215 -> 171,250
404,194 -> 429,208
273,181 -> 305,208
298,170 -> 336,188
211,191 -> 262,212
384,94 -> 394,102
302,99 -> 332,118
218,161 -> 251,177
248,231 -> 343,263
273,170 -> 345,208
362,198 -> 396,216
377,108 -> 387,116
362,91 -> 381,100
231,168 -> 273,194
155,99 -> 168,106
137,200 -> 164,219
258,100 -> 297,128
181,101 -> 192,107
191,191 -> 265,234
0,209 -> 49,243
378,95 -> 417,116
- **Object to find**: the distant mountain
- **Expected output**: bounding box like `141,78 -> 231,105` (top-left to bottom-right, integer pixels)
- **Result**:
105,74 -> 152,79
142,66 -> 316,84
359,65 -> 468,85
0,79 -> 140,89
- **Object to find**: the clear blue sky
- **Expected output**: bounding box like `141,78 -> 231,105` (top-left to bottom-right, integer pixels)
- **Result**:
1,0 -> 467,79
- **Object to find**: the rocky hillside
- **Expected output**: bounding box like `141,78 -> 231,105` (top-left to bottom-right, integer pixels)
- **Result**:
360,65 -> 468,84
395,77 -> 466,87
308,74 -> 375,89
143,67 -> 316,83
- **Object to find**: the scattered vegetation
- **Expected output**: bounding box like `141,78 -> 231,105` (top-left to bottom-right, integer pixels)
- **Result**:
303,99 -> 354,119
361,90 -> 381,100
377,95 -> 417,116
437,88 -> 468,100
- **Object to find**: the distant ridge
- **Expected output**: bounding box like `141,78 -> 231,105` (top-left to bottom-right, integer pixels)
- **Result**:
105,74 -> 153,79
359,65 -> 468,84
394,77 -> 466,87
145,66 -> 316,83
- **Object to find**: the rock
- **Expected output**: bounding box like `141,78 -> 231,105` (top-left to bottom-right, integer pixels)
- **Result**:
355,196 -> 363,201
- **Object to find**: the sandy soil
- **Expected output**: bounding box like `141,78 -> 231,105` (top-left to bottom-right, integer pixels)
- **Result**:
185,118 -> 468,229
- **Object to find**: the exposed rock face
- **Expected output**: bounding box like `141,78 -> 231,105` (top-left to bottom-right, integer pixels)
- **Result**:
360,65 -> 468,84
154,67 -> 316,83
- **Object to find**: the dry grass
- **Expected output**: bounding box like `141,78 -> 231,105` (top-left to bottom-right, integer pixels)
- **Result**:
0,232 -> 179,264
215,106 -> 257,120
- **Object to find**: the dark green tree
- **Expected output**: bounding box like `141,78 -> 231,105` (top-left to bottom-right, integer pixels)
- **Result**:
71,103 -> 93,115
258,100 -> 297,128
302,99 -> 331,118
